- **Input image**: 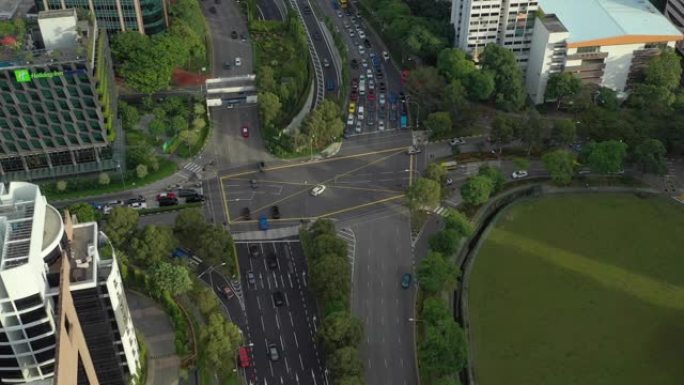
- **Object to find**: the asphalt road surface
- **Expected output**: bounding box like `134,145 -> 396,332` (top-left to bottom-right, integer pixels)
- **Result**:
236,240 -> 326,385
350,209 -> 417,385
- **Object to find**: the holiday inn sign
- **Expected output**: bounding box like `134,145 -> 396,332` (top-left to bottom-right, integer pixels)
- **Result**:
14,69 -> 64,82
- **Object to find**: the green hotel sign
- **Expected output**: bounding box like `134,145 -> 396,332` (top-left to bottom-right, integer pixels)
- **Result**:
14,69 -> 64,83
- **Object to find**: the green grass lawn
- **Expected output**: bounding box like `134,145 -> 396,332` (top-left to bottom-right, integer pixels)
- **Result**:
469,194 -> 684,385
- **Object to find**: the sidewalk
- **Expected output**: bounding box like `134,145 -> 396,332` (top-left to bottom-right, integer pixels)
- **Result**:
232,225 -> 301,240
127,292 -> 180,385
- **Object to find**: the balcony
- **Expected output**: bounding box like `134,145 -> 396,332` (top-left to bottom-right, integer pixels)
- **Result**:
566,51 -> 609,61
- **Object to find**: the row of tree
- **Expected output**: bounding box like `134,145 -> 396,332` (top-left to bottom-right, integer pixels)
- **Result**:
303,220 -> 366,385
415,209 -> 472,384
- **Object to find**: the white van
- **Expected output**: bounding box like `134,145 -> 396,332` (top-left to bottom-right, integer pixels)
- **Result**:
357,106 -> 365,121
347,113 -> 355,126
359,80 -> 366,95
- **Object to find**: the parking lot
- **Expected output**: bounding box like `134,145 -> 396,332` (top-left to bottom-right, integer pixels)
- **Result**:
220,147 -> 412,224
236,240 -> 326,385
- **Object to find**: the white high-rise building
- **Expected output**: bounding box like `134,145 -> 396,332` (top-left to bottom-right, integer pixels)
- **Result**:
525,0 -> 683,104
450,0 -> 538,63
0,182 -> 139,385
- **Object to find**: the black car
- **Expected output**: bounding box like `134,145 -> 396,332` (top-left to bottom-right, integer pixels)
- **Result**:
258,161 -> 266,172
379,82 -> 386,92
271,205 -> 280,219
158,197 -> 178,207
209,6 -> 216,13
363,38 -> 371,48
186,194 -> 205,203
178,188 -> 198,197
351,59 -> 358,69
223,61 -> 231,70
231,30 -> 238,39
214,0 -> 220,4
249,244 -> 260,258
266,252 -> 278,269
125,195 -> 145,205
313,31 -> 321,40
242,207 -> 251,220
272,291 -> 285,307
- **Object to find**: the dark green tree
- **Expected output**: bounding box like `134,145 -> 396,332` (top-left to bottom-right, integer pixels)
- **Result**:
104,207 -> 140,249
119,102 -> 140,131
542,149 -> 576,185
317,311 -> 363,354
197,225 -> 236,272
68,202 -> 98,223
174,208 -> 207,250
444,209 -> 473,237
544,72 -> 581,109
551,119 -> 577,147
405,66 -> 448,115
644,48 -> 682,91
200,312 -> 243,376
632,138 -> 667,175
478,165 -> 506,193
585,140 -> 628,174
310,254 -> 350,308
479,44 -> 526,111
425,112 -> 453,138
490,115 -> 516,153
428,229 -> 461,256
419,318 -> 468,377
129,225 -> 176,267
436,48 -> 475,82
407,177 -> 441,211
149,262 -> 193,297
464,70 -> 495,101
424,162 -> 447,184
258,92 -> 282,127
460,176 -> 494,206
416,251 -> 459,295
517,110 -> 545,155
328,346 -> 363,379
421,297 -> 450,325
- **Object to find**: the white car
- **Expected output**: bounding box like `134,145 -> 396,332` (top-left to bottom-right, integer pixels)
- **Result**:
234,57 -> 242,66
322,58 -> 330,68
366,68 -> 373,78
358,30 -> 366,39
347,113 -> 355,126
358,45 -> 365,55
348,29 -> 355,37
378,93 -> 385,105
368,79 -> 375,90
336,11 -> 343,18
407,145 -> 421,155
382,50 -> 390,62
355,121 -> 362,133
311,185 -> 326,196
361,58 -> 368,68
378,120 -> 385,131
128,201 -> 147,210
512,170 -> 529,179
448,137 -> 465,146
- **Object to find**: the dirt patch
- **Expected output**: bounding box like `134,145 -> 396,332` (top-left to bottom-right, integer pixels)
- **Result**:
172,69 -> 208,87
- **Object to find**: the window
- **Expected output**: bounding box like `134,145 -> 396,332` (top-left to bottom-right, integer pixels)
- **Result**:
577,46 -> 600,53
14,294 -> 42,311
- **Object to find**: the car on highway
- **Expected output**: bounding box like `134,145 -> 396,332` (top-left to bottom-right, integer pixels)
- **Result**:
242,207 -> 251,220
448,137 -> 466,146
378,120 -> 385,131
366,68 -> 373,79
367,89 -> 375,101
127,200 -> 147,210
347,113 -> 355,126
348,102 -> 356,114
126,195 -> 145,205
311,184 -> 326,196
355,121 -> 362,133
246,271 -> 256,285
379,82 -> 386,92
358,45 -> 365,55
363,38 -> 371,48
273,291 -> 285,307
376,70 -> 383,80
271,205 -> 280,219
357,106 -> 364,120
314,31 -> 322,40
358,30 -> 366,39
407,145 -> 421,155
258,215 -> 269,230
512,170 -> 529,179
231,30 -> 238,39
350,90 -> 358,101
177,188 -> 198,197
348,29 -> 355,37
400,70 -> 410,84
220,285 -> 234,299
303,5 -> 312,14
350,58 -> 358,68
382,50 -> 390,62
268,344 -> 280,361
336,10 -> 343,17
326,79 -> 336,91
361,58 -> 367,68
241,125 -> 249,138
359,80 -> 365,95
379,92 -> 385,105
368,79 -> 375,90
223,61 -> 231,70
323,58 -> 330,68
209,6 -> 216,13
234,57 -> 242,66
249,244 -> 259,257
446,177 -> 454,186
401,273 -> 412,289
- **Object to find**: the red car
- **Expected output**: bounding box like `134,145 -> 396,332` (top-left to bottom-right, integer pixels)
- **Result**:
351,78 -> 358,90
156,192 -> 176,201
238,346 -> 251,368
241,125 -> 249,138
368,89 -> 376,101
350,90 -> 358,101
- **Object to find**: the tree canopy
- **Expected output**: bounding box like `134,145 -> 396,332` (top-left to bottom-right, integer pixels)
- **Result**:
104,207 -> 140,249
129,225 -> 176,267
585,140 -> 628,174
149,262 -> 193,297
460,175 -> 494,206
479,44 -> 526,111
416,251 -> 459,295
68,202 -> 97,223
407,177 -> 441,211
542,149 -> 576,185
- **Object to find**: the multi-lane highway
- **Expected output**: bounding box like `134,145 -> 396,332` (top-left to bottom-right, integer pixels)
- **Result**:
236,240 -> 327,385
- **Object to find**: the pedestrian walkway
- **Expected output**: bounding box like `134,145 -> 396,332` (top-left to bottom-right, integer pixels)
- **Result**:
337,228 -> 356,279
433,205 -> 450,217
232,225 -> 301,241
127,292 -> 180,385
183,162 -> 203,176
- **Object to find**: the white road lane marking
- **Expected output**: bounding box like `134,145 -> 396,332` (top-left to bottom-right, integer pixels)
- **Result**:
294,332 -> 299,348
299,354 -> 305,371
289,311 -> 295,327
256,297 -> 261,311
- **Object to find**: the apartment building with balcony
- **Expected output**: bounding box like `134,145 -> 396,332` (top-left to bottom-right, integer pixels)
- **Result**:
0,182 -> 139,385
525,0 -> 683,104
450,0 -> 538,63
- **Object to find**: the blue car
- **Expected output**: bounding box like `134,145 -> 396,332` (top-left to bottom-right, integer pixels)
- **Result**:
259,215 -> 270,230
401,273 -> 412,289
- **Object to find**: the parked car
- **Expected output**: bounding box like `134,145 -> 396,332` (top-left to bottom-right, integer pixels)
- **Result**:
310,184 -> 326,196
177,188 -> 198,197
220,285 -> 234,298
271,205 -> 280,219
231,30 -> 238,39
223,61 -> 231,70
158,197 -> 178,207
448,137 -> 466,146
186,194 -> 205,203
128,201 -> 147,210
258,215 -> 269,230
407,145 -> 421,155
512,170 -> 529,179
267,252 -> 278,269
242,207 -> 251,220
156,192 -> 176,201
348,102 -> 356,114
382,50 -> 390,62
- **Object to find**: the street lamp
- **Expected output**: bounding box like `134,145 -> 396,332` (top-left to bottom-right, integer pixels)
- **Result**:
116,162 -> 126,189
310,134 -> 316,161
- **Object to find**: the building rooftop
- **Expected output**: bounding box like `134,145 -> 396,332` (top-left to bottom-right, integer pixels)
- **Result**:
541,14 -> 567,33
539,0 -> 682,44
0,0 -> 20,19
0,182 -> 38,270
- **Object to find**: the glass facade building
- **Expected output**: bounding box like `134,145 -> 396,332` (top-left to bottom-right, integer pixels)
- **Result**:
37,0 -> 168,35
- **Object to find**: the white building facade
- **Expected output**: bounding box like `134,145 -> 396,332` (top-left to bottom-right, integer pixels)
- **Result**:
525,0 -> 683,104
0,182 -> 139,385
450,0 -> 538,63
